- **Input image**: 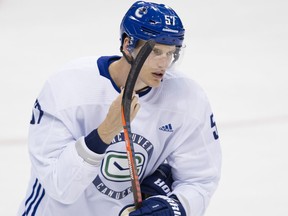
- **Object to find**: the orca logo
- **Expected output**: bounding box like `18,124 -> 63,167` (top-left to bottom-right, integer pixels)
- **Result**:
135,6 -> 148,18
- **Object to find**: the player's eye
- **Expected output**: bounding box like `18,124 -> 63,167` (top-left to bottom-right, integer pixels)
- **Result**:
167,51 -> 174,57
152,48 -> 163,56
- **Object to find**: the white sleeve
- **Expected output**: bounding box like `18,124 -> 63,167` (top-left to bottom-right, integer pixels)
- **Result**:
28,81 -> 103,204
167,96 -> 222,216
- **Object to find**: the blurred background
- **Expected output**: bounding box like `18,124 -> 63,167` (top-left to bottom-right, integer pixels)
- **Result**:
1,0 -> 287,215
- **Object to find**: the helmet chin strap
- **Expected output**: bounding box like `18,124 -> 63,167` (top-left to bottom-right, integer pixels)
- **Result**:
120,46 -> 134,65
135,86 -> 150,94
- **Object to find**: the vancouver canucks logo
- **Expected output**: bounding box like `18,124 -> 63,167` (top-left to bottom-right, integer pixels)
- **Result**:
102,151 -> 145,182
135,6 -> 148,18
93,132 -> 154,200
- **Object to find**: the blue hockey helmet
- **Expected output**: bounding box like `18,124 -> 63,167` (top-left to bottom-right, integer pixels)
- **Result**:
120,1 -> 185,52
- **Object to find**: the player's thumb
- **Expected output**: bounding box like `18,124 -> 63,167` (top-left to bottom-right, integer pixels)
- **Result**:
130,95 -> 140,121
131,103 -> 140,121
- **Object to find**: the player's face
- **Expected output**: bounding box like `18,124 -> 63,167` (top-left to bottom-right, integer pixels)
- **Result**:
134,43 -> 177,89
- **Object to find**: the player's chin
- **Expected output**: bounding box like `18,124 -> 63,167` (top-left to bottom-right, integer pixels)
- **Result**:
149,82 -> 161,88
148,78 -> 163,88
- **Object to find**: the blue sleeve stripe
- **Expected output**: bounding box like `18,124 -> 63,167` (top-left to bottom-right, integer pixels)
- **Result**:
22,178 -> 45,216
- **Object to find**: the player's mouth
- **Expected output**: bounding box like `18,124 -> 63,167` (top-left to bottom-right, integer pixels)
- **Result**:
152,71 -> 164,79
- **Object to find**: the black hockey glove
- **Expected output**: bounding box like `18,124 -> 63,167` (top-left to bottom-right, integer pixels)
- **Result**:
141,163 -> 173,199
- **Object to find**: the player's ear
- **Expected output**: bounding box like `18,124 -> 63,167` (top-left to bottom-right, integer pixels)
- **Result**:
120,37 -> 134,64
122,37 -> 132,56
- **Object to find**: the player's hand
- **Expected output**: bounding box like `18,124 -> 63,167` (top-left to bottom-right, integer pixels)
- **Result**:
98,88 -> 140,144
141,164 -> 173,199
128,195 -> 186,216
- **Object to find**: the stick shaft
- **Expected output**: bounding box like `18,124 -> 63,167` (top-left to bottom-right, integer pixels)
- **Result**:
121,40 -> 155,209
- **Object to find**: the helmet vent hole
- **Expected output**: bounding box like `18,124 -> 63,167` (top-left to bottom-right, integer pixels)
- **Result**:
141,26 -> 159,35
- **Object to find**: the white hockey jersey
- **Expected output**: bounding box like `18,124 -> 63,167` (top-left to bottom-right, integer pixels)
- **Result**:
18,56 -> 221,216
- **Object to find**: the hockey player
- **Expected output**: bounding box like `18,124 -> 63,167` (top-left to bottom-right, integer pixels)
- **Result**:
18,1 -> 221,215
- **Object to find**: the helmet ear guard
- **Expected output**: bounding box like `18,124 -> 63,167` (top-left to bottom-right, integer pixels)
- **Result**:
120,34 -> 134,64
120,1 -> 185,63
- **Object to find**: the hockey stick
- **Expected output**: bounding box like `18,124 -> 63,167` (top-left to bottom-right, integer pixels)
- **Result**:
121,40 -> 155,209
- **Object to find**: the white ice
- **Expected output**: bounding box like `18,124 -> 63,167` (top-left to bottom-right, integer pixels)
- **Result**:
0,0 -> 287,215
